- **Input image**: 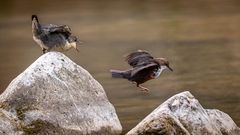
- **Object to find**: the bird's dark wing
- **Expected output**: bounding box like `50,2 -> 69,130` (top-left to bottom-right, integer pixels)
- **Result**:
125,50 -> 154,67
130,63 -> 159,77
42,24 -> 71,37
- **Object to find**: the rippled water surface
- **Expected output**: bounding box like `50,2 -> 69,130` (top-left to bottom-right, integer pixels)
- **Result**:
0,0 -> 240,133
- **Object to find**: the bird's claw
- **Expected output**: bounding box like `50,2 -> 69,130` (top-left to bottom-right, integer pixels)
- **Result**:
140,88 -> 149,93
137,84 -> 149,93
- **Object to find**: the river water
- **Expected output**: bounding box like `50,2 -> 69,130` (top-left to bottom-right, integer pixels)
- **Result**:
0,0 -> 239,133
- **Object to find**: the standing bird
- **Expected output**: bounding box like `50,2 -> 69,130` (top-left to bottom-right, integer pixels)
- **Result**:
110,50 -> 173,92
31,15 -> 80,53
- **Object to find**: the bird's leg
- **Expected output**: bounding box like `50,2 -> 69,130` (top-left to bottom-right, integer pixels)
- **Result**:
136,84 -> 149,92
42,48 -> 47,54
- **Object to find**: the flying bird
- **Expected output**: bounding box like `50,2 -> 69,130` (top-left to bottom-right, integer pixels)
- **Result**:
110,50 -> 173,92
31,15 -> 81,54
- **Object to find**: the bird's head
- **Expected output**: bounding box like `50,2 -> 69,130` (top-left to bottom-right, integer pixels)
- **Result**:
69,36 -> 83,52
155,58 -> 173,71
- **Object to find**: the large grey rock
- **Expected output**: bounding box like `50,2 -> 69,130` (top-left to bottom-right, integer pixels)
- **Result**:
0,52 -> 122,135
126,91 -> 240,135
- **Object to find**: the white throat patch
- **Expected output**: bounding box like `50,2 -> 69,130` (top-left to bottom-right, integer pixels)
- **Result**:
153,66 -> 167,78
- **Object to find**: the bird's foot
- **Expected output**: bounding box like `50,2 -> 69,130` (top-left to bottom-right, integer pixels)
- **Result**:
140,88 -> 149,93
137,84 -> 149,93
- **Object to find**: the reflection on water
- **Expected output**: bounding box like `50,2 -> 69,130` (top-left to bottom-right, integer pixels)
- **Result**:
0,0 -> 240,133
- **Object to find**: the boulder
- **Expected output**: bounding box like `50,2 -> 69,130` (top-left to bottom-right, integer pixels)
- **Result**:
0,52 -> 122,135
126,91 -> 240,135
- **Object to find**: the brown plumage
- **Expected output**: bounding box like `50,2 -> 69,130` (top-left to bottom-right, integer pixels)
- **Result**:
110,50 -> 173,92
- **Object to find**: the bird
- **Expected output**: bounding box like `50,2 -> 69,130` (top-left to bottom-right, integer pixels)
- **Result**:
110,50 -> 173,92
31,15 -> 81,54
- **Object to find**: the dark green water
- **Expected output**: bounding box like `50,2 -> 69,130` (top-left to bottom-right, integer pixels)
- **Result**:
0,0 -> 239,133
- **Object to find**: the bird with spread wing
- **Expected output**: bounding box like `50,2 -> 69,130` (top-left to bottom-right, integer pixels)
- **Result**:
31,15 -> 81,54
110,50 -> 173,92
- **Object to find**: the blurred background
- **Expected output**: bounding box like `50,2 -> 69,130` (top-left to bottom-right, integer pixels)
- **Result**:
0,0 -> 239,133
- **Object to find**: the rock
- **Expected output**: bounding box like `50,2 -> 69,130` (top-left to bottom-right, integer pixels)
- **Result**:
126,91 -> 240,135
0,52 -> 122,135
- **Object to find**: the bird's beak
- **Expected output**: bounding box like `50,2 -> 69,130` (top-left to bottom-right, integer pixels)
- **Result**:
167,65 -> 173,71
75,47 -> 79,52
73,43 -> 79,52
77,39 -> 84,45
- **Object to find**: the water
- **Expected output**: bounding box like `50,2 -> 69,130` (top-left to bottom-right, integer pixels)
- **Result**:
0,0 -> 240,133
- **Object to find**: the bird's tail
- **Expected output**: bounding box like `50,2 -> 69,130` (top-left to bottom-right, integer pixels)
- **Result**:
31,15 -> 41,34
110,70 -> 130,79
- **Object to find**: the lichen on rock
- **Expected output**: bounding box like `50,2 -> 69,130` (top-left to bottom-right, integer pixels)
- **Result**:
0,52 -> 122,135
127,91 -> 240,135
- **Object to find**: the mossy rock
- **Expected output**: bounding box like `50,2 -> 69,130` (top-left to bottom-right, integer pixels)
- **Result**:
15,104 -> 34,121
21,119 -> 57,135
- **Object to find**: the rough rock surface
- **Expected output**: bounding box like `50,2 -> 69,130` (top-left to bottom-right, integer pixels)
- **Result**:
126,91 -> 240,135
0,52 -> 122,135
